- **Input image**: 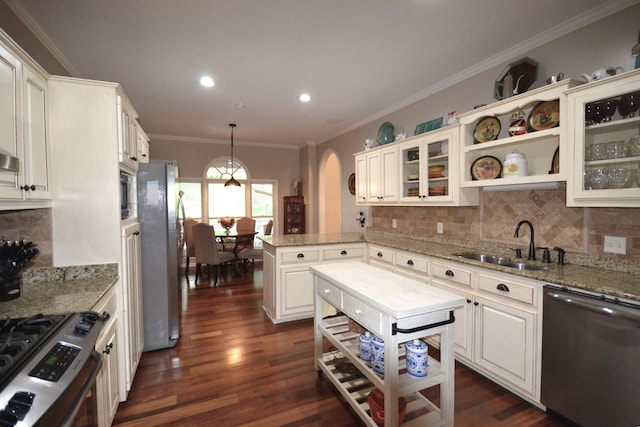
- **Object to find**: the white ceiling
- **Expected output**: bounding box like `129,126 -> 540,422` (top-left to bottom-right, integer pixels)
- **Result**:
9,0 -> 633,147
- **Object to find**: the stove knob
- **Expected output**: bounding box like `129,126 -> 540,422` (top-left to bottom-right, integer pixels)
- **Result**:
74,321 -> 92,335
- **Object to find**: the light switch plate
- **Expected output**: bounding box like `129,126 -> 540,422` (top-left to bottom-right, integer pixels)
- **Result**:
603,235 -> 626,255
392,219 -> 397,229
437,222 -> 444,234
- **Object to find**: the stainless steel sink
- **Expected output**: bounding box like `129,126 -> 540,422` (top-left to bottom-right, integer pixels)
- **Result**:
454,252 -> 550,271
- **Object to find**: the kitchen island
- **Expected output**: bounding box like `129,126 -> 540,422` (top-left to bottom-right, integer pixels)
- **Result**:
312,262 -> 465,427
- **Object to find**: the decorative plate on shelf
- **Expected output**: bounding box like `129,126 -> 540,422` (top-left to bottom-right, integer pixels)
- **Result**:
473,116 -> 501,143
348,173 -> 356,195
377,122 -> 395,145
470,156 -> 502,180
549,146 -> 560,174
528,100 -> 560,131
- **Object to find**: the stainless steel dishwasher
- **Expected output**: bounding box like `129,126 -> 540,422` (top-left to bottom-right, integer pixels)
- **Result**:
541,284 -> 640,427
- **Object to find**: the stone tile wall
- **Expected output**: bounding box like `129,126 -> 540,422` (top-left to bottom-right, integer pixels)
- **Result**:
0,209 -> 52,267
371,184 -> 640,264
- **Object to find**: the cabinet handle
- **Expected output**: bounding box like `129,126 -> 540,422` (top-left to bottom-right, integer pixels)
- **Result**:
406,260 -> 414,266
340,250 -> 347,255
130,156 -> 138,161
377,252 -> 383,257
354,309 -> 362,315
445,270 -> 454,277
134,231 -> 140,236
296,253 -> 304,258
466,299 -> 472,304
20,185 -> 36,191
142,153 -> 147,158
474,301 -> 479,306
103,342 -> 113,355
496,283 -> 510,292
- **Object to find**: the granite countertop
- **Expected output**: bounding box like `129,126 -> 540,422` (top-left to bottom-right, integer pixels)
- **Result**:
262,231 -> 640,301
0,264 -> 118,319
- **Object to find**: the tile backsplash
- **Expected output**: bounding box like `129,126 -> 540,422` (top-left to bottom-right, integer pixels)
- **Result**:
0,209 -> 52,267
371,184 -> 640,264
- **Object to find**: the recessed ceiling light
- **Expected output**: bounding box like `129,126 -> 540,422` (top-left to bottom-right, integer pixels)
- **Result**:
299,93 -> 311,102
200,76 -> 214,87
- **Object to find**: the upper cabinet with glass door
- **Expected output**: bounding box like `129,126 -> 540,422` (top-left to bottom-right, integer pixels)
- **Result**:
566,69 -> 640,207
398,125 -> 478,206
458,80 -> 580,189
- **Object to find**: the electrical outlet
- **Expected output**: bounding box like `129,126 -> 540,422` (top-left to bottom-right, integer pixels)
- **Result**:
603,235 -> 626,255
392,219 -> 397,229
437,222 -> 444,234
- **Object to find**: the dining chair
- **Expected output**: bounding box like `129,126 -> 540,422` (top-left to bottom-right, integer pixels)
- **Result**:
264,219 -> 273,236
193,223 -> 235,286
237,219 -> 270,272
235,217 -> 256,253
184,219 -> 198,276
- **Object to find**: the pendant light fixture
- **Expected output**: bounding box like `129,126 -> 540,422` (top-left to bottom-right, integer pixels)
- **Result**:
224,123 -> 241,187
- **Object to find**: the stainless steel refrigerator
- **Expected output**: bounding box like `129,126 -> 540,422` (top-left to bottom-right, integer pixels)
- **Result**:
137,160 -> 181,351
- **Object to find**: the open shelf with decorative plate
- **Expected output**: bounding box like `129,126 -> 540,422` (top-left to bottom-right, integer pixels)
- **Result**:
566,69 -> 640,207
458,79 -> 580,189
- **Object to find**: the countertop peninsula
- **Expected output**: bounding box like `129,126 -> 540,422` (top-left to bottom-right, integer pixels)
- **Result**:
261,231 -> 640,301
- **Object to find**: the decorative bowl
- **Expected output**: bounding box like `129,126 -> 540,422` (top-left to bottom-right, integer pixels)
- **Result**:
367,389 -> 407,426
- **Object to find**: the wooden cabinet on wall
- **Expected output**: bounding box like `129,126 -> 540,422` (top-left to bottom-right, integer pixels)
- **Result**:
0,35 -> 51,207
283,196 -> 305,234
48,76 -> 145,401
566,69 -> 640,207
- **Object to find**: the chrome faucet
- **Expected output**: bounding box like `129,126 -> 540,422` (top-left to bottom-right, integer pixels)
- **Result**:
514,220 -> 536,261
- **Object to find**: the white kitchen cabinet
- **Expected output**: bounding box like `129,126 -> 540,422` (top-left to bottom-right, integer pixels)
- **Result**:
0,36 -> 50,206
117,95 -> 139,173
48,77 -> 146,402
355,146 -> 398,204
355,153 -> 367,203
566,69 -> 640,207
120,221 -> 144,398
136,124 -> 149,164
93,287 -> 120,427
398,126 -> 478,206
262,242 -> 366,323
458,80 -> 579,190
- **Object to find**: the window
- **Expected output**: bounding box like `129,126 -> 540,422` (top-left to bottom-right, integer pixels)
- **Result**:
251,183 -> 274,247
177,182 -> 202,221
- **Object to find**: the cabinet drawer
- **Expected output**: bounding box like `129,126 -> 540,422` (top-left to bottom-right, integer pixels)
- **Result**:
432,262 -> 471,287
322,246 -> 364,261
281,249 -> 320,264
478,274 -> 535,305
395,252 -> 429,275
342,293 -> 382,336
316,277 -> 343,309
368,246 -> 394,264
93,288 -> 117,320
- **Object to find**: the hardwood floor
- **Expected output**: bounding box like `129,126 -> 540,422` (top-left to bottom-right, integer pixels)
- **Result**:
112,265 -> 570,427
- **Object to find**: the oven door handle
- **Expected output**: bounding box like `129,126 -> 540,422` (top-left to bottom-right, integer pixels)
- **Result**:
61,350 -> 103,427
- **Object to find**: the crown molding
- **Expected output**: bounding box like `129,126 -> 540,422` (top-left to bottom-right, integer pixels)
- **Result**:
322,0 -> 640,144
147,133 -> 300,150
5,0 -> 80,77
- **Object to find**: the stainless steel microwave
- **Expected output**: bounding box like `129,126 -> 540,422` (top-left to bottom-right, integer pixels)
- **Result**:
120,171 -> 135,219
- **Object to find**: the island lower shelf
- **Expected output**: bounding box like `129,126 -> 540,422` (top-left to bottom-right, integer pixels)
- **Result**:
317,315 -> 446,426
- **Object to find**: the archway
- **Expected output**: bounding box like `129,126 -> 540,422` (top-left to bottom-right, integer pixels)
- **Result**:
319,151 -> 341,234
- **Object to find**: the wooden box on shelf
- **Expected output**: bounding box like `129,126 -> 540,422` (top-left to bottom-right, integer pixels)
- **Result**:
284,196 -> 305,234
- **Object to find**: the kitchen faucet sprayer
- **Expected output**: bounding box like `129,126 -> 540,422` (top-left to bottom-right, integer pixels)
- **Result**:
514,220 -> 536,261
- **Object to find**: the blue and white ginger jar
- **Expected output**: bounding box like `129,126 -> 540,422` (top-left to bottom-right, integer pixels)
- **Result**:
405,339 -> 428,377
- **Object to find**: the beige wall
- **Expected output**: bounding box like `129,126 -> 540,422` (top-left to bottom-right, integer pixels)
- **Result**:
316,4 -> 640,263
149,137 -> 299,231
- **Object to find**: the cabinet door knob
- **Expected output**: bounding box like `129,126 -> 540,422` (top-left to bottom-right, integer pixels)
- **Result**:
407,260 -> 414,266
296,253 -> 304,258
103,342 -> 113,354
474,301 -> 479,306
354,309 -> 362,315
340,250 -> 347,255
323,289 -> 330,294
445,270 -> 454,277
496,283 -> 510,292
130,156 -> 138,161
134,231 -> 140,236
377,252 -> 383,257
20,185 -> 36,191
466,299 -> 472,304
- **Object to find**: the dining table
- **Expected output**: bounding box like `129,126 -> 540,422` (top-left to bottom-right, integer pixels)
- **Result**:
215,230 -> 258,276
